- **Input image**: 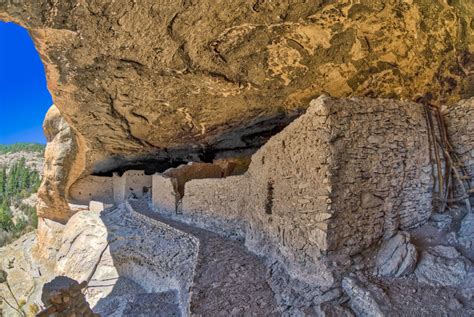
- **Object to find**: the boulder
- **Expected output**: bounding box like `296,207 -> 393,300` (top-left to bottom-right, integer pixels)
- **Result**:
54,211 -> 109,283
375,231 -> 418,277
342,275 -> 392,317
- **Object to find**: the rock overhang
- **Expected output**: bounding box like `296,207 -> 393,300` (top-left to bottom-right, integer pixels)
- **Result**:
1,0 -> 472,222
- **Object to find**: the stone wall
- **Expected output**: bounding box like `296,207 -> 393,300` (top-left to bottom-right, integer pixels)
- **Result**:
152,96 -> 438,304
320,98 -> 434,255
114,171 -> 152,203
444,98 -> 474,206
181,176 -> 248,239
152,174 -> 176,215
67,170 -> 152,206
69,175 -> 114,205
112,202 -> 199,315
163,163 -> 226,199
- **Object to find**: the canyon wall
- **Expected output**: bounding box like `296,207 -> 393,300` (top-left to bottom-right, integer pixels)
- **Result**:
0,0 -> 473,223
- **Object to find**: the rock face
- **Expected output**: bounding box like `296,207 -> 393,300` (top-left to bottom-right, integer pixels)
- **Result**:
54,211 -> 108,282
375,231 -> 417,278
0,0 -> 473,222
37,105 -> 85,222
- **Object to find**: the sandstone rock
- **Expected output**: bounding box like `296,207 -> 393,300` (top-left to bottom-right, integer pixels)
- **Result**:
415,246 -> 471,287
342,275 -> 392,317
33,217 -> 65,263
37,105 -> 85,223
375,231 -> 418,277
1,1 -> 472,223
54,211 -> 109,283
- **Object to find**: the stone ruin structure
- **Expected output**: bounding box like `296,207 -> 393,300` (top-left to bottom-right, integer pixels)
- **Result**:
151,96 -> 442,305
0,0 -> 472,315
67,158 -> 249,211
43,95 -> 472,314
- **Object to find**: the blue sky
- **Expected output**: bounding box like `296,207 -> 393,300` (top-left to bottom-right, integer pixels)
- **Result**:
0,21 -> 52,144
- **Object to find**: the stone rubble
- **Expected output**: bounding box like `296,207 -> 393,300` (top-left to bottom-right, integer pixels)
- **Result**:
415,245 -> 472,287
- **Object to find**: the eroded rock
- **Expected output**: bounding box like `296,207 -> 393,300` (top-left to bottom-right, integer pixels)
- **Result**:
37,105 -> 85,223
341,275 -> 392,317
54,211 -> 109,283
375,231 -> 418,278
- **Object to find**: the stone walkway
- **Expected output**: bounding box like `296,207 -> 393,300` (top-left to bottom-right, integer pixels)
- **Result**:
129,199 -> 279,316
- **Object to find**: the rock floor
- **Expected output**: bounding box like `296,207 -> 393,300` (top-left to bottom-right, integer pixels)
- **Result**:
129,199 -> 279,316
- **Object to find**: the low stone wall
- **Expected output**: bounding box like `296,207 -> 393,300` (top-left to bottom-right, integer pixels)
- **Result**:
109,202 -> 199,315
69,175 -> 114,205
444,98 -> 474,206
181,176 -> 248,239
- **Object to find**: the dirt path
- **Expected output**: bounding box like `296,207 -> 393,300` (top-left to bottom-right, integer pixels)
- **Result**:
129,199 -> 279,316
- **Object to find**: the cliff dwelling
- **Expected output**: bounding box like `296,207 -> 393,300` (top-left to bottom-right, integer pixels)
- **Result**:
0,1 -> 473,317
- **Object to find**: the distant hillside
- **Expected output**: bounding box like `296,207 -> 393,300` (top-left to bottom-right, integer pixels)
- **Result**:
0,143 -> 45,175
0,143 -> 45,154
0,144 -> 45,246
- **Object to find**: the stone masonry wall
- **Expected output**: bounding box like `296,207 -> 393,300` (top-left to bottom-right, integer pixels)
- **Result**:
322,98 -> 434,255
68,170 -> 152,206
444,98 -> 474,206
69,175 -> 114,205
181,176 -> 248,239
123,170 -> 152,200
163,163 -> 226,201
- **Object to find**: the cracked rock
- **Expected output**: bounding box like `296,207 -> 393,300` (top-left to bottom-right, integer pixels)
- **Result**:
375,231 -> 418,278
341,275 -> 392,317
